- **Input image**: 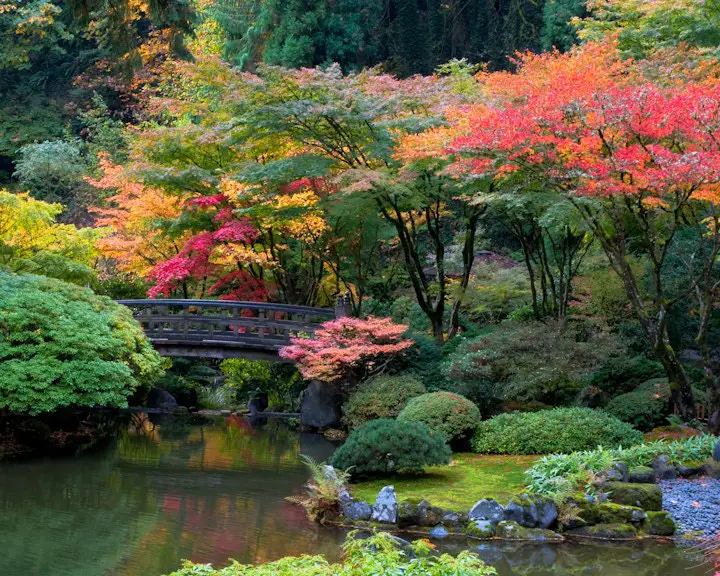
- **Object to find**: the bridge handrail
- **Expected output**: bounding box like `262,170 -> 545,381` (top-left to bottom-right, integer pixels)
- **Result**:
117,299 -> 336,317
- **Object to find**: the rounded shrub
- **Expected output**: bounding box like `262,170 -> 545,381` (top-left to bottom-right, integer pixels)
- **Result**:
471,407 -> 643,455
397,391 -> 481,444
605,378 -> 707,432
329,418 -> 451,476
342,374 -> 427,429
0,272 -> 166,414
604,378 -> 671,432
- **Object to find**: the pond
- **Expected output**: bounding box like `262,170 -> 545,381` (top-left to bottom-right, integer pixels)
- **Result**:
0,415 -> 709,576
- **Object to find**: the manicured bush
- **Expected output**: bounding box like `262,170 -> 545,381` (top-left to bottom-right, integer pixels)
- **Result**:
605,378 -> 671,432
168,531 -> 493,576
342,374 -> 426,429
329,419 -> 451,476
526,435 -> 720,499
397,391 -> 481,443
472,408 -> 643,455
0,273 -> 165,414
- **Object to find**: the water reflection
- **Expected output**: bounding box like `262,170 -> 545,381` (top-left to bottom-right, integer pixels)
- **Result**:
0,415 -> 709,576
0,416 -> 345,576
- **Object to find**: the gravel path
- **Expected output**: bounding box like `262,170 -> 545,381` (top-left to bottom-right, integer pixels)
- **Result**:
660,478 -> 720,538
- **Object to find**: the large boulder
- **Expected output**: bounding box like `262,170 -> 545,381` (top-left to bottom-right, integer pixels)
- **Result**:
503,494 -> 557,529
146,388 -> 178,410
372,486 -> 398,523
397,499 -> 444,527
714,440 -> 720,462
248,391 -> 268,414
300,381 -> 343,429
652,455 -> 677,480
469,499 -> 505,524
342,501 -> 372,521
605,482 -> 662,511
576,501 -> 646,525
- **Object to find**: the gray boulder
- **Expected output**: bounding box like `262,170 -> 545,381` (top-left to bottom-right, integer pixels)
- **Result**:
372,486 -> 398,523
469,499 -> 505,524
714,440 -> 720,462
146,388 -> 178,410
628,465 -> 655,483
504,494 -> 539,528
300,381 -> 343,429
652,455 -> 677,480
535,497 -> 559,529
466,519 -> 496,538
441,510 -> 468,527
342,501 -> 372,521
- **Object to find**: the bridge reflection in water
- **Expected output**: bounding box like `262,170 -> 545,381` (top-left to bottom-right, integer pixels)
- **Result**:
117,299 -> 341,360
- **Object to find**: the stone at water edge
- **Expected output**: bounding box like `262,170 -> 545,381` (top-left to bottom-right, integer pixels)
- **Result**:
300,380 -> 343,429
342,501 -> 372,521
714,440 -> 720,462
465,519 -> 496,538
495,521 -> 563,542
372,486 -> 398,523
468,499 -> 505,524
147,388 -> 178,410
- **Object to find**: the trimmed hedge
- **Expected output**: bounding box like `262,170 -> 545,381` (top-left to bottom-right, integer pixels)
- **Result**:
398,391 -> 481,443
472,407 -> 643,455
342,374 -> 426,429
330,419 -> 451,476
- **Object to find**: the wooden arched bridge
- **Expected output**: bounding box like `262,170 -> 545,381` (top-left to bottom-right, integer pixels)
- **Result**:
118,298 -> 349,360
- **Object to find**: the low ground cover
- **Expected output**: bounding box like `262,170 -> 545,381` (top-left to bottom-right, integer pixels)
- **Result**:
349,454 -> 536,510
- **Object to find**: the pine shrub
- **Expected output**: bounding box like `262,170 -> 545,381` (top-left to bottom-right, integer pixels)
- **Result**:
342,374 -> 426,429
329,419 -> 451,476
397,391 -> 481,443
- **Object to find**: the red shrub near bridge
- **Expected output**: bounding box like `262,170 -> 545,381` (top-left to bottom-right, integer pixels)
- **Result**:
279,317 -> 414,386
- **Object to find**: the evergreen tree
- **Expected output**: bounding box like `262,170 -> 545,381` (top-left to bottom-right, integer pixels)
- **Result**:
542,0 -> 586,51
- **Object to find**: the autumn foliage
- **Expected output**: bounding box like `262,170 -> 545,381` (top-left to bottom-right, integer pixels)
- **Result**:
279,317 -> 414,384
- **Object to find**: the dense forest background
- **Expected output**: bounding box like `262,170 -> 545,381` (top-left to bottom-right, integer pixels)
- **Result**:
0,0 -> 584,183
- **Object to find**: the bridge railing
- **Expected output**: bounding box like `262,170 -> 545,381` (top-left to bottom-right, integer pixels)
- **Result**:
118,299 -> 337,350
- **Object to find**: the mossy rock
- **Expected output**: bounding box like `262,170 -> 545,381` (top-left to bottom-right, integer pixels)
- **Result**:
495,520 -> 563,541
465,519 -> 496,539
641,511 -> 675,536
577,501 -> 647,525
704,458 -> 720,479
605,482 -> 662,511
628,465 -> 655,483
567,523 -> 638,540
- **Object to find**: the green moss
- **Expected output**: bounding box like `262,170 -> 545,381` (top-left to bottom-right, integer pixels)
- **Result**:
495,521 -> 563,541
605,482 -> 662,511
465,520 -> 496,538
576,501 -> 646,524
641,511 -> 675,536
350,453 -> 536,510
568,523 -> 638,539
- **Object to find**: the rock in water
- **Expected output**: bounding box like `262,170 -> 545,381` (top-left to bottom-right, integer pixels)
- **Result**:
146,388 -> 178,410
300,381 -> 343,429
372,486 -> 398,523
469,499 -> 505,524
429,526 -> 449,540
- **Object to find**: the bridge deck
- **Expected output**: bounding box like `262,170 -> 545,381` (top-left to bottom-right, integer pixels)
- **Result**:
118,299 -> 338,359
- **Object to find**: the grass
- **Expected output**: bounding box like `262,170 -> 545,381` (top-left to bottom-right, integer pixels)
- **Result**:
349,453 -> 537,511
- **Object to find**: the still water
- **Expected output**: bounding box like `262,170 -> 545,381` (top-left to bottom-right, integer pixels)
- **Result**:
0,415 -> 710,576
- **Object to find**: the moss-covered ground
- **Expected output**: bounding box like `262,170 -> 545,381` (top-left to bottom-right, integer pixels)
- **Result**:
349,453 -> 537,511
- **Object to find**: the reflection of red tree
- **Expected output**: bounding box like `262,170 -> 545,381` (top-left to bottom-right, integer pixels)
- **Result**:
162,495 -> 182,514
226,415 -> 252,432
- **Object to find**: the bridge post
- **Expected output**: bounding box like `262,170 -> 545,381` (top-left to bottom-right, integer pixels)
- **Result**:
334,292 -> 352,318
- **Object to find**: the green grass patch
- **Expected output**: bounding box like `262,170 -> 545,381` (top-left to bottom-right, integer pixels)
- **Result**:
349,453 -> 537,511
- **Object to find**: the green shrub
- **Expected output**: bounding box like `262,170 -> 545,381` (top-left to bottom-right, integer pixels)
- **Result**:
398,391 -> 481,443
443,321 -> 623,406
167,531 -> 494,576
0,273 -> 165,414
526,435 -> 720,498
472,408 -> 643,455
585,354 -> 664,396
329,419 -> 451,476
605,378 -> 671,431
342,374 -> 427,429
